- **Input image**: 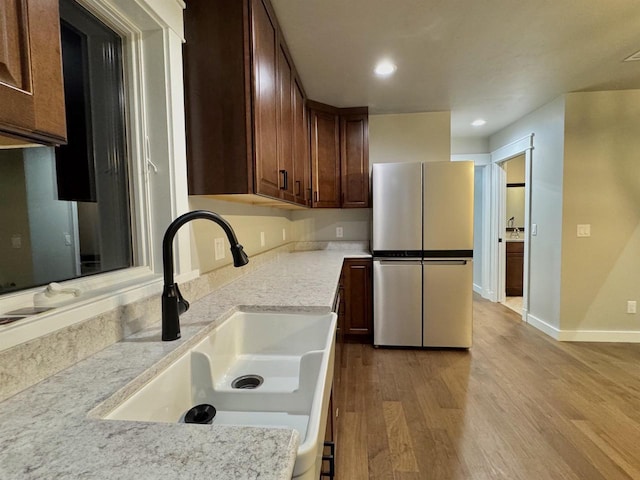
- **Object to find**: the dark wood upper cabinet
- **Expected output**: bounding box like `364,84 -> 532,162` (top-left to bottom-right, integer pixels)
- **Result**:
309,101 -> 369,208
293,77 -> 310,206
183,0 -> 309,207
276,43 -> 295,203
309,104 -> 341,208
341,112 -> 369,208
0,0 -> 66,146
251,0 -> 279,199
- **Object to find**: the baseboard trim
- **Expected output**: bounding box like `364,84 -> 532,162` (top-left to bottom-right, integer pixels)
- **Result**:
557,329 -> 640,343
526,313 -> 640,342
473,283 -> 493,300
526,313 -> 561,339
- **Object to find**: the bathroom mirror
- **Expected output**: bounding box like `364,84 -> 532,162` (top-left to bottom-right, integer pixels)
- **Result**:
506,185 -> 525,229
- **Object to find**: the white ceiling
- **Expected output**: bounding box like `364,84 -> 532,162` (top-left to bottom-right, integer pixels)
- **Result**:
269,0 -> 640,138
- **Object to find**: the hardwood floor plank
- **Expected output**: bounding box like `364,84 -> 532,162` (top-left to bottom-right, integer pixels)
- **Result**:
382,401 -> 419,473
338,412 -> 369,480
335,296 -> 640,479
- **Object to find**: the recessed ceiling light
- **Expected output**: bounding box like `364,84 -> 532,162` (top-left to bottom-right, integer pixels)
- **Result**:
471,119 -> 487,127
374,60 -> 397,77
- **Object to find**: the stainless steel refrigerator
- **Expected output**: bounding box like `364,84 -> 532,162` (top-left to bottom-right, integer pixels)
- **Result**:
372,161 -> 474,348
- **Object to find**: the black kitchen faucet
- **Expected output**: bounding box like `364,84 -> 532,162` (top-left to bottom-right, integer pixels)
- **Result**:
161,210 -> 248,341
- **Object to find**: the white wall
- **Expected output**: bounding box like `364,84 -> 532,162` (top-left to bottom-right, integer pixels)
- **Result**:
473,166 -> 485,292
292,208 -> 370,242
560,90 -> 640,336
451,136 -> 490,155
188,197 -> 294,273
369,111 -> 451,164
490,96 -> 566,331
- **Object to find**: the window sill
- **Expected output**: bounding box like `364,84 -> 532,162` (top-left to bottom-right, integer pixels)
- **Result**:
0,267 -> 166,352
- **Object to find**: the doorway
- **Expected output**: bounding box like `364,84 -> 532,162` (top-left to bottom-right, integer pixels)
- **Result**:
502,155 -> 525,314
489,135 -> 533,321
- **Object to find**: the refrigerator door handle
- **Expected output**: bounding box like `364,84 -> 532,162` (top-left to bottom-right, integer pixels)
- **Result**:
376,259 -> 423,265
422,260 -> 468,266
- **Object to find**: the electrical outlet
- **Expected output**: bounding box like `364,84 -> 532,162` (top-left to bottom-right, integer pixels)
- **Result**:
336,226 -> 344,238
214,238 -> 225,260
282,228 -> 286,241
260,231 -> 265,247
577,224 -> 591,237
627,301 -> 637,314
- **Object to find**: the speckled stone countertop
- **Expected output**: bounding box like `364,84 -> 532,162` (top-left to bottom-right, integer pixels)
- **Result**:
0,248 -> 370,480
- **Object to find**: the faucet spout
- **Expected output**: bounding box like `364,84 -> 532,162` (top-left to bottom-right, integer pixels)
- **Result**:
161,210 -> 249,341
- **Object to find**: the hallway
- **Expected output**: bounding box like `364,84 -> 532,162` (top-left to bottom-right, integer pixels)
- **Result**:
335,296 -> 640,479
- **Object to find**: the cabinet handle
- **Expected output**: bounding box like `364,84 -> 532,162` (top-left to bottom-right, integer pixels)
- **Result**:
279,170 -> 288,190
341,192 -> 344,205
296,180 -> 301,196
307,188 -> 312,201
314,191 -> 318,203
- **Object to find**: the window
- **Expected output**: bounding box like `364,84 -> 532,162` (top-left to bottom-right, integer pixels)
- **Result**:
0,0 -> 132,295
0,0 -> 189,350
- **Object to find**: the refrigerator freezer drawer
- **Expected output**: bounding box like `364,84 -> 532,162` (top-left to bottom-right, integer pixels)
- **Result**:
373,260 -> 422,347
423,259 -> 473,348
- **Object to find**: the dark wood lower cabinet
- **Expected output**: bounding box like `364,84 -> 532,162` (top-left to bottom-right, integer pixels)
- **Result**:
506,241 -> 524,296
342,258 -> 373,341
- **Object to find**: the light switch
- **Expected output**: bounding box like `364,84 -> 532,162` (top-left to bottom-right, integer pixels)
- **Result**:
260,231 -> 265,247
531,224 -> 538,236
577,224 -> 591,237
64,233 -> 72,246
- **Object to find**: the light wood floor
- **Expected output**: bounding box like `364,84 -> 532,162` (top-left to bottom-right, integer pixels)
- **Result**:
335,295 -> 640,480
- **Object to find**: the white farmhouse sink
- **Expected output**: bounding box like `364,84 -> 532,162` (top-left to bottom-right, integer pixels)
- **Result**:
103,310 -> 337,480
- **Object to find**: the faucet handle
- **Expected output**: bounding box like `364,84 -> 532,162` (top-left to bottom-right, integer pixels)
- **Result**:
161,283 -> 189,341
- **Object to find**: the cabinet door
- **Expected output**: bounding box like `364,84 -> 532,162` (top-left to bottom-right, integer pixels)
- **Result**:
310,108 -> 340,208
276,44 -> 294,202
340,113 -> 369,208
344,258 -> 373,338
292,78 -> 310,206
505,242 -> 524,296
0,0 -> 65,144
251,0 -> 280,198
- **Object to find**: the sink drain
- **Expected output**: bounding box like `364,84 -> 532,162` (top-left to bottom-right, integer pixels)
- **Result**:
231,374 -> 264,389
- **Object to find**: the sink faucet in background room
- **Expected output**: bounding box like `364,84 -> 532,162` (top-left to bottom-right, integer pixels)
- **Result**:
161,210 -> 249,341
508,216 -> 520,239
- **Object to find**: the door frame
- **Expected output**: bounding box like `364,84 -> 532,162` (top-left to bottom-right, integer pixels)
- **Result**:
489,134 -> 534,320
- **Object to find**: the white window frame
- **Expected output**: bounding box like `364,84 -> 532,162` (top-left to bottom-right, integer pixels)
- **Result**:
0,0 -> 195,352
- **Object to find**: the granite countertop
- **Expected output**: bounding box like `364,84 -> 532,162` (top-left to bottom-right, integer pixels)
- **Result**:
0,247 -> 370,480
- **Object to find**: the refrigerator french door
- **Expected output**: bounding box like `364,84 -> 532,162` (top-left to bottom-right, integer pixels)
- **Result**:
372,161 -> 474,348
